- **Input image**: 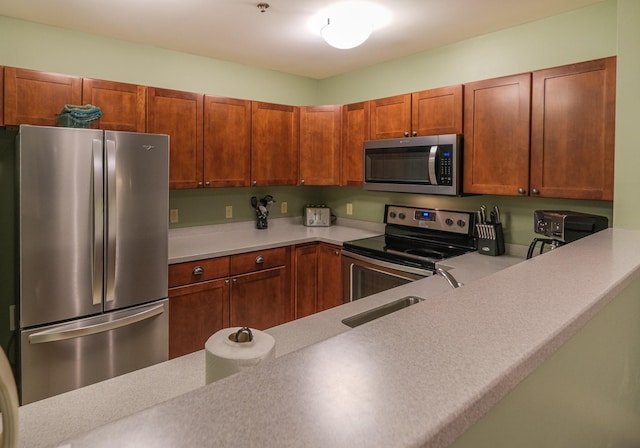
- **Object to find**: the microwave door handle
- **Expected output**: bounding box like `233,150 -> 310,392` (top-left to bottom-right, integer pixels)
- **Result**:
428,145 -> 439,185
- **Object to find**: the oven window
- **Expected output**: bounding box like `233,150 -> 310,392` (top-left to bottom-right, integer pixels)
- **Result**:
351,264 -> 415,301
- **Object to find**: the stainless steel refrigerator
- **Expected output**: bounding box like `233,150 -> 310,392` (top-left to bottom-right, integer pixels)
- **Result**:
1,125 -> 169,405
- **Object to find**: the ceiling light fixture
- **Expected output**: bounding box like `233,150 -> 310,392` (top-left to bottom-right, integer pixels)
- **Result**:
310,2 -> 391,50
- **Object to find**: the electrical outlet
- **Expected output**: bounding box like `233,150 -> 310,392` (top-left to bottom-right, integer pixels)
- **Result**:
169,209 -> 179,223
346,203 -> 353,215
225,205 -> 233,219
281,201 -> 288,214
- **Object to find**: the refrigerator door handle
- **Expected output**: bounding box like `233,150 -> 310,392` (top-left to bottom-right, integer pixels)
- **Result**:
27,304 -> 165,344
92,139 -> 104,306
105,138 -> 117,303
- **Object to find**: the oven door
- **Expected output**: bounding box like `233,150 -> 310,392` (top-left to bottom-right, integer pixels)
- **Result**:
341,251 -> 431,302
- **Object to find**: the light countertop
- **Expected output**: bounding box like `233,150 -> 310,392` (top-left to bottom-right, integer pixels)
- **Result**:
24,224 -> 639,448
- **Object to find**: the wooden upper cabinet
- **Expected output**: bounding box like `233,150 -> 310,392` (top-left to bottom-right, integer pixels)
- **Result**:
341,101 -> 370,187
369,94 -> 411,139
251,101 -> 299,186
299,105 -> 342,186
4,67 -> 82,126
147,88 -> 204,189
204,96 -> 251,187
412,85 -> 463,136
463,73 -> 532,196
530,57 -> 616,201
82,79 -> 146,132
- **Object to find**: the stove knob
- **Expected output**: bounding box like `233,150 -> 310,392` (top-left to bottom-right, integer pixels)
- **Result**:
457,219 -> 466,227
389,212 -> 397,219
445,218 -> 454,226
398,213 -> 406,220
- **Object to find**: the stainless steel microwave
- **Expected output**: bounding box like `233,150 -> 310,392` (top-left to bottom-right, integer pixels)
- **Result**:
363,134 -> 463,196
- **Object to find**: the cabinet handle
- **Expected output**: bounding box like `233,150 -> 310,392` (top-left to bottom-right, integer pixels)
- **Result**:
205,181 -> 210,187
532,188 -> 540,195
225,279 -> 230,286
300,179 -> 305,185
517,188 -> 526,195
232,278 -> 238,285
335,251 -> 340,256
252,180 -> 257,186
198,182 -> 203,187
255,255 -> 265,264
192,266 -> 204,275
404,131 -> 410,137
411,131 -> 417,137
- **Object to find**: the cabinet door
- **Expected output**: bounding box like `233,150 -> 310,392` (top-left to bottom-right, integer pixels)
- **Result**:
317,243 -> 343,311
251,102 -> 299,186
369,94 -> 412,139
82,79 -> 146,132
294,244 -> 318,319
463,73 -> 531,196
412,85 -> 463,136
203,96 -> 251,187
299,105 -> 341,186
147,88 -> 204,189
4,67 -> 82,126
531,57 -> 616,200
168,278 -> 230,359
230,267 -> 291,330
341,101 -> 369,186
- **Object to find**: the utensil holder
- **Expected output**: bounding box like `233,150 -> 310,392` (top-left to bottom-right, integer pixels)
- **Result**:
477,223 -> 505,256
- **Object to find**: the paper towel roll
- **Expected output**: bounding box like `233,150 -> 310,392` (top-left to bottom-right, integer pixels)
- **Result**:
205,327 -> 276,384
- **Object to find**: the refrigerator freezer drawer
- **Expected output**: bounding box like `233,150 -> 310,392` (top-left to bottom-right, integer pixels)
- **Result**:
20,299 -> 168,405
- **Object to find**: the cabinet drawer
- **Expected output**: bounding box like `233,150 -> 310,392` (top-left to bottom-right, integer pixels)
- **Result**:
230,247 -> 287,275
169,257 -> 230,287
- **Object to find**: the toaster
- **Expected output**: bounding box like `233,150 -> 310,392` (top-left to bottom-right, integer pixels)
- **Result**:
304,206 -> 331,227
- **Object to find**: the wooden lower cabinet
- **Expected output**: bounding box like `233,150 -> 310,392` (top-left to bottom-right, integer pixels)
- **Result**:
317,243 -> 343,311
294,243 -> 343,319
230,267 -> 291,329
168,278 -> 230,359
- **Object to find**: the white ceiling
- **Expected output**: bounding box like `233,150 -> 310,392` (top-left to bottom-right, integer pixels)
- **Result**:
0,0 -> 605,79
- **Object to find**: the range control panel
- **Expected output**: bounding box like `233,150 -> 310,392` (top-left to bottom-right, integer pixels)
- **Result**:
385,205 -> 474,235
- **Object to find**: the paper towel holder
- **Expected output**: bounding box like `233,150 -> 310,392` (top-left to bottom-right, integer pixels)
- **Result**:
229,327 -> 253,343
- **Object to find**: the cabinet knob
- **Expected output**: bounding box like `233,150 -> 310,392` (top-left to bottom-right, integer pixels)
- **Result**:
198,182 -> 203,187
232,278 -> 237,285
517,188 -> 526,195
192,266 -> 204,275
255,255 -> 265,264
205,181 -> 210,187
300,179 -> 305,185
252,180 -> 257,186
334,250 -> 340,256
225,279 -> 230,286
411,131 -> 417,137
532,188 -> 540,195
404,131 -> 410,137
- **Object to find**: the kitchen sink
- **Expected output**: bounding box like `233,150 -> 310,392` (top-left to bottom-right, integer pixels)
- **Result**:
341,296 -> 425,328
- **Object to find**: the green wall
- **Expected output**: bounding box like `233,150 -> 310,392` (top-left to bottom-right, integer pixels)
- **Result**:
1,0 -> 633,245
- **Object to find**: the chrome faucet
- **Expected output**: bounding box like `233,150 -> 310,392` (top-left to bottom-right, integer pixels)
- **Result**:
435,267 -> 462,289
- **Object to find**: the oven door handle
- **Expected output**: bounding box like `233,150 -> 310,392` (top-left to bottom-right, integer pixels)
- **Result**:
341,250 -> 432,278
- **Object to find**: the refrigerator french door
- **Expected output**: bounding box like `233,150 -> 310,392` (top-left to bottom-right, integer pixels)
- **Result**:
14,125 -> 169,405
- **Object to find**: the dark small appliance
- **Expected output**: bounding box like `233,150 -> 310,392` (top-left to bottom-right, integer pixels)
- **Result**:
526,210 -> 609,259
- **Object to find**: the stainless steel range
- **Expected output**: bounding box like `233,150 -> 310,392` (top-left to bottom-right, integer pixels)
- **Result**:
342,204 -> 477,301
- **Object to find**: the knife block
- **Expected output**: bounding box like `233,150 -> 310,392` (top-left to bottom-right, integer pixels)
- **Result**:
477,223 -> 505,256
